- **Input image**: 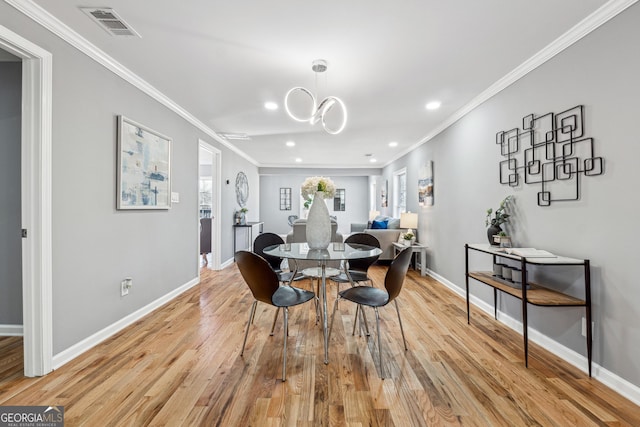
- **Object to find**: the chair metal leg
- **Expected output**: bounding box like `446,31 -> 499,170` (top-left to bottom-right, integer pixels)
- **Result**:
394,299 -> 408,351
352,305 -> 359,336
315,279 -> 320,324
241,301 -> 257,356
328,296 -> 340,344
352,304 -> 371,337
374,307 -> 384,379
282,307 -> 288,382
250,303 -> 258,324
270,307 -> 280,336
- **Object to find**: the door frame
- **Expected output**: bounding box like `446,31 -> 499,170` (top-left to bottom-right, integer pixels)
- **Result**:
198,139 -> 222,270
0,25 -> 53,376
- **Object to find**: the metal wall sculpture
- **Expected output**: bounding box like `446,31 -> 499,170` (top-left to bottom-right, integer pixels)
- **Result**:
495,105 -> 604,206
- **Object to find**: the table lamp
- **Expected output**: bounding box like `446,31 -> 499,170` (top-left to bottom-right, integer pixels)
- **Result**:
400,212 -> 418,230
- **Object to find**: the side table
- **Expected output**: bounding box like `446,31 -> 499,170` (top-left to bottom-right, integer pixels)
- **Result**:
392,242 -> 428,276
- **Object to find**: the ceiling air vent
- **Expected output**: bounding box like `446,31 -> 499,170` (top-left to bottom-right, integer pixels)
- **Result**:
80,8 -> 141,38
218,132 -> 251,141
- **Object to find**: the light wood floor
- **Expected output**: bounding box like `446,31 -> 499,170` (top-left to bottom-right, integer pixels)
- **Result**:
1,264 -> 640,426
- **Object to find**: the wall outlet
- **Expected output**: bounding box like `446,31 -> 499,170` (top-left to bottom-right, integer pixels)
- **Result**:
121,278 -> 132,296
581,317 -> 594,337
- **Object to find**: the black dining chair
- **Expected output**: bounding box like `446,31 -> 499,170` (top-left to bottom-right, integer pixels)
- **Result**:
328,247 -> 412,379
331,233 -> 381,289
253,232 -> 295,283
235,250 -> 315,382
253,232 -> 311,333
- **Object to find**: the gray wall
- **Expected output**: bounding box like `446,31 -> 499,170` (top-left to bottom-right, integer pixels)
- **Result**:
381,4 -> 640,387
259,173 -> 370,236
0,3 -> 258,353
0,59 -> 22,326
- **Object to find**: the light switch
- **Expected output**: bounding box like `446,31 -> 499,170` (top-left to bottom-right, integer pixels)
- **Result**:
171,192 -> 180,203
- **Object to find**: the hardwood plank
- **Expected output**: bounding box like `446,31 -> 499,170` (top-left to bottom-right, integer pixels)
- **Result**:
0,265 -> 639,425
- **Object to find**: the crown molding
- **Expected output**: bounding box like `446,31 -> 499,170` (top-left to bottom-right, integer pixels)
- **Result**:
385,0 -> 639,168
4,0 -> 259,166
7,0 -> 636,170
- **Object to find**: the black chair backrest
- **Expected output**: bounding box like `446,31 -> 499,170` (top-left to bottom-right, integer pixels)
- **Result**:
253,232 -> 285,271
235,251 -> 280,305
345,233 -> 381,271
384,247 -> 413,302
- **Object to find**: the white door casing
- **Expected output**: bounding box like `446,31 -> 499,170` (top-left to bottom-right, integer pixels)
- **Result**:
0,25 -> 53,377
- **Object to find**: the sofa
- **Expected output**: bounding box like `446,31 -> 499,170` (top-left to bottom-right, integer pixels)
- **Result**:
286,218 -> 343,244
350,216 -> 403,261
286,218 -> 343,270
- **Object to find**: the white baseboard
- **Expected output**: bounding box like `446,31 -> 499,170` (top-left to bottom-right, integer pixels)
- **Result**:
424,268 -> 640,406
0,324 -> 24,336
220,257 -> 235,269
52,276 -> 200,369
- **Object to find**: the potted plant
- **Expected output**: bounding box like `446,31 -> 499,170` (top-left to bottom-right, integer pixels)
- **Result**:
234,207 -> 248,225
402,230 -> 415,246
485,195 -> 512,245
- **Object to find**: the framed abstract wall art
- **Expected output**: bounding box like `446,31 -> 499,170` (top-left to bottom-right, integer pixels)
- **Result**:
418,161 -> 434,206
117,116 -> 172,209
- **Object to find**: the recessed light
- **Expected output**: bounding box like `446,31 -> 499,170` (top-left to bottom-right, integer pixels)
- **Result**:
388,141 -> 398,147
426,101 -> 441,110
295,158 -> 302,162
370,158 -> 377,163
264,101 -> 278,110
286,141 -> 295,147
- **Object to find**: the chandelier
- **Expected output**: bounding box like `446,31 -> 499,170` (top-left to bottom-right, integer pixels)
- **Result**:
284,59 -> 347,135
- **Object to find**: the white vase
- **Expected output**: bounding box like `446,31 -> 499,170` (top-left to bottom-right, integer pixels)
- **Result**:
306,191 -> 331,249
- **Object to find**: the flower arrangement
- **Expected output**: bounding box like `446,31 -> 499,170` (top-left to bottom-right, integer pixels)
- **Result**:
485,195 -> 512,227
403,231 -> 415,240
234,207 -> 248,224
301,176 -> 336,201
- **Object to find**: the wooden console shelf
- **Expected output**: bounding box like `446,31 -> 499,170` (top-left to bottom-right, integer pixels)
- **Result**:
465,243 -> 592,376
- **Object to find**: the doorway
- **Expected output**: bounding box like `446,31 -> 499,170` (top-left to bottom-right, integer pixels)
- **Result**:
198,140 -> 221,270
0,25 -> 53,377
0,48 -> 23,382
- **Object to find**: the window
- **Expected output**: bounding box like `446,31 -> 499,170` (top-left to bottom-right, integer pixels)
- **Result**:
393,168 -> 407,218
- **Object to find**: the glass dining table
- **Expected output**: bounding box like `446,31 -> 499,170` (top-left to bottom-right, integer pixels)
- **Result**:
264,242 -> 382,364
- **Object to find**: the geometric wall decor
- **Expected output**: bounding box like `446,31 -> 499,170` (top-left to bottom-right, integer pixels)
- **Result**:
495,105 -> 604,206
279,187 -> 292,210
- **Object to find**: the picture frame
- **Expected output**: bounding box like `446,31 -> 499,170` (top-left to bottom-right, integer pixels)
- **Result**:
117,116 -> 172,210
280,187 -> 292,210
418,161 -> 434,206
333,188 -> 345,211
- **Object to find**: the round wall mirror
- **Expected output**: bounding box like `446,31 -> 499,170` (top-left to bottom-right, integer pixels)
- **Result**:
235,171 -> 249,207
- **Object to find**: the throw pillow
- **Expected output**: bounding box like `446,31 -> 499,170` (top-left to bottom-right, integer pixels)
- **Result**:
371,219 -> 388,229
387,217 -> 401,229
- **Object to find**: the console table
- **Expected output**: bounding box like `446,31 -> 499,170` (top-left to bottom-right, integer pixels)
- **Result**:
392,242 -> 428,276
465,243 -> 592,376
233,221 -> 263,253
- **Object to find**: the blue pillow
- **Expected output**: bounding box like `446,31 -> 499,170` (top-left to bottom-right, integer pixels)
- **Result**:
371,219 -> 388,229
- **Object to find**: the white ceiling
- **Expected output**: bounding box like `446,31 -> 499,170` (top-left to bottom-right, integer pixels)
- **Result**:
26,0 -> 613,168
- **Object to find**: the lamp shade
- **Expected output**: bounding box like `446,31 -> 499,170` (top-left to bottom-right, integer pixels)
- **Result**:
369,210 -> 380,221
400,212 -> 418,229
